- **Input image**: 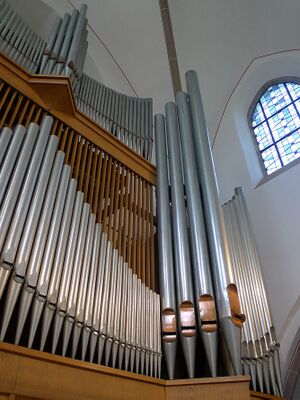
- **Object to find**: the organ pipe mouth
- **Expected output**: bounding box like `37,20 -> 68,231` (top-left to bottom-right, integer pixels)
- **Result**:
227,284 -> 245,327
199,294 -> 217,333
162,308 -> 177,343
179,301 -> 196,337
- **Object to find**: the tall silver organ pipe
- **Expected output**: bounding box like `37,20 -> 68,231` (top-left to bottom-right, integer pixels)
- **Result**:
0,1 -> 154,162
154,114 -> 177,380
186,70 -> 243,375
0,114 -> 160,378
176,92 -> 218,377
165,102 -> 196,379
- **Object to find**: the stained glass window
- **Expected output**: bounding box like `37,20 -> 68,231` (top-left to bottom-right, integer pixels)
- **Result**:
251,82 -> 300,175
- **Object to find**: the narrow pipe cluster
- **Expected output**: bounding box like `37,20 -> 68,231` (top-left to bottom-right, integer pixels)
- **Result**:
222,187 -> 283,396
0,0 -> 46,73
155,71 -> 243,379
39,4 -> 88,85
0,116 -> 161,377
0,1 -> 154,161
74,74 -> 154,161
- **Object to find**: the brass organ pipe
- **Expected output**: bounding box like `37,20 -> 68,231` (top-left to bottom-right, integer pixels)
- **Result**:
70,133 -> 79,173
59,126 -> 70,154
102,156 -> 112,229
97,153 -> 108,223
149,184 -> 155,291
0,91 -> 17,126
122,169 -> 130,260
118,166 -> 126,252
141,180 -> 147,286
89,146 -> 97,207
78,140 -> 88,192
83,143 -> 93,203
25,103 -> 36,126
74,136 -> 84,182
146,183 -> 151,289
92,149 -> 101,215
132,175 -> 138,274
137,176 -> 142,279
8,93 -> 23,128
0,85 -> 11,110
18,99 -> 30,126
127,172 -> 134,267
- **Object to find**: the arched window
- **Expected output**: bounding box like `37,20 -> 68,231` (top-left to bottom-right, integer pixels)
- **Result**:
250,81 -> 300,175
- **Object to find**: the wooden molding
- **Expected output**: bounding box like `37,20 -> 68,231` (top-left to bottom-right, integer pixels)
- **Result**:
0,342 -> 253,400
0,52 -> 156,185
250,391 -> 286,399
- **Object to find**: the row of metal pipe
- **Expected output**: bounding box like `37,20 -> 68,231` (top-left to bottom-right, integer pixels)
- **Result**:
74,74 -> 154,161
0,116 -> 161,377
0,0 -> 46,73
0,1 -> 154,161
222,188 -> 283,396
155,70 -> 244,380
39,4 -> 88,84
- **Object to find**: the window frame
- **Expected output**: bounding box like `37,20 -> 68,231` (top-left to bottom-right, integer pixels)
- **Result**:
248,76 -> 300,179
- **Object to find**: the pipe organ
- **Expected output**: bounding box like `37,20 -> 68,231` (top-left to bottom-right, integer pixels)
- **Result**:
0,0 -> 154,161
154,72 -> 283,396
0,1 -> 284,398
0,79 -> 160,377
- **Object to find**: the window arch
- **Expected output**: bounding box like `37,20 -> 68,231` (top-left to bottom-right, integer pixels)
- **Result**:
250,79 -> 300,175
